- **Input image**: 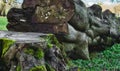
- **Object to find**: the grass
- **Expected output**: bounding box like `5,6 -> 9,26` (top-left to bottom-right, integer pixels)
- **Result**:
0,16 -> 8,30
72,44 -> 120,71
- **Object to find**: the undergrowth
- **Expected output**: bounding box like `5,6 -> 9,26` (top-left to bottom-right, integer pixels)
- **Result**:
72,44 -> 120,71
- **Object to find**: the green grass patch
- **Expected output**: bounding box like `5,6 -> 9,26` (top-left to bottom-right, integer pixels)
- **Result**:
72,44 -> 120,71
0,16 -> 8,30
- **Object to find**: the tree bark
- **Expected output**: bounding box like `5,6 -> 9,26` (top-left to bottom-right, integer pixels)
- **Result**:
0,31 -> 78,71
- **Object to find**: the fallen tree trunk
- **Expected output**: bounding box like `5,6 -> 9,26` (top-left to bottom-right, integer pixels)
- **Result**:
0,31 -> 78,71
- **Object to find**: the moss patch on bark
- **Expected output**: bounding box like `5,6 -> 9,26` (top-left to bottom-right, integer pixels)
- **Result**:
0,38 -> 15,57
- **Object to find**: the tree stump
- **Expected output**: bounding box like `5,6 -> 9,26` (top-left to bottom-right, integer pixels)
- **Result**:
0,31 -> 79,71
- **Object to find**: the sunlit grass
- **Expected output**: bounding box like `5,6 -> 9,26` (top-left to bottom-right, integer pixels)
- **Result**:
0,16 -> 8,30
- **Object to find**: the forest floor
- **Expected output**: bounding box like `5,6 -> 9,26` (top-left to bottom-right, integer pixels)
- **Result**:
0,16 -> 120,71
72,44 -> 120,71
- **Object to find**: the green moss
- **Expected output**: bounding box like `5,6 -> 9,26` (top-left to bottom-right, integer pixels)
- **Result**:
16,63 -> 21,71
45,34 -> 61,48
0,38 -> 15,57
34,48 -> 44,59
45,34 -> 54,48
24,48 -> 34,56
77,68 -> 80,71
24,47 -> 44,59
30,65 -> 47,71
45,34 -> 68,64
46,63 -> 55,71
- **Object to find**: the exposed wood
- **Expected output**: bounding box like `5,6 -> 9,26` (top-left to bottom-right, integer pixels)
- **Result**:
0,31 -> 47,43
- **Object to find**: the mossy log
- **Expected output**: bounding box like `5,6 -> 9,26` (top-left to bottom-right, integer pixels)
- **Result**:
0,31 -> 79,71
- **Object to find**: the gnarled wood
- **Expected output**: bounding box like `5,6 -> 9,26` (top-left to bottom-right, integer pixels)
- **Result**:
0,31 -> 78,71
